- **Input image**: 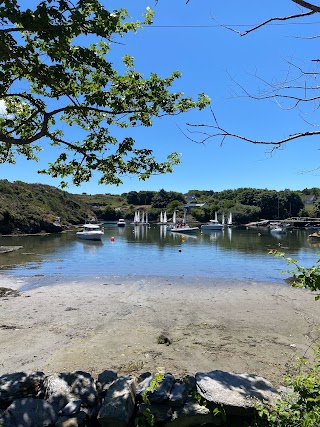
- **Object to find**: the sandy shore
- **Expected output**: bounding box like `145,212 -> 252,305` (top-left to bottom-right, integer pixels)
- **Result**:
1,274 -> 320,387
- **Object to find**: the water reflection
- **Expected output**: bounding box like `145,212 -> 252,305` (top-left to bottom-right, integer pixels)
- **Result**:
0,225 -> 319,284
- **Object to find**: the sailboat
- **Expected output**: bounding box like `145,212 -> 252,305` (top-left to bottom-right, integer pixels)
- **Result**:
201,211 -> 224,231
132,209 -> 148,225
159,211 -> 163,224
172,210 -> 177,225
227,212 -> 233,227
163,211 -> 167,224
169,208 -> 199,233
221,212 -> 225,226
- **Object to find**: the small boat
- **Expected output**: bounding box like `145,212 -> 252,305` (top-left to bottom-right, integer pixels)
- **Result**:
169,224 -> 199,233
76,223 -> 104,241
227,212 -> 233,227
131,210 -> 149,225
201,219 -> 224,231
117,218 -> 126,227
169,208 -> 199,233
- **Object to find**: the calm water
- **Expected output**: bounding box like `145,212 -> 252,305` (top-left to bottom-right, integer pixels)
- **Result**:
0,224 -> 319,288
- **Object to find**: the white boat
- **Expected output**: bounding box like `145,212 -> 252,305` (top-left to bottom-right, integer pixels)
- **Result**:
169,224 -> 199,233
76,223 -> 104,241
221,212 -> 225,226
201,219 -> 224,231
172,210 -> 177,224
159,211 -> 168,224
132,210 -> 149,225
227,212 -> 233,227
117,218 -> 126,227
169,208 -> 199,233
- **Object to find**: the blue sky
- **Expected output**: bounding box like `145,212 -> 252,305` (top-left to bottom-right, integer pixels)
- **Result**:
2,1 -> 320,194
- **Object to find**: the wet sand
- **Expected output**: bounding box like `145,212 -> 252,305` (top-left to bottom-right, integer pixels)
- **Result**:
1,275 -> 320,387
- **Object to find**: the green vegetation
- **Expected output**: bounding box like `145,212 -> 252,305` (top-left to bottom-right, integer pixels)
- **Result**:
0,0 -> 209,187
0,179 -> 93,233
252,252 -> 320,427
256,347 -> 320,426
0,182 -> 319,234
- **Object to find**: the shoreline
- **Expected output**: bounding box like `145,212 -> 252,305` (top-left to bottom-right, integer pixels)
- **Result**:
1,274 -> 320,387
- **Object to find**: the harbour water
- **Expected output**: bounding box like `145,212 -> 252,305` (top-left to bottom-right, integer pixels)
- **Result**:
0,225 -> 319,288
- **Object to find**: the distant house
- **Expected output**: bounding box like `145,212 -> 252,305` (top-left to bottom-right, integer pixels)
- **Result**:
185,202 -> 207,212
185,195 -> 197,204
301,194 -> 317,205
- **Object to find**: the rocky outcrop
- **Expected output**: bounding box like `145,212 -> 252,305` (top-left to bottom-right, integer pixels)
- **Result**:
0,369 -> 280,426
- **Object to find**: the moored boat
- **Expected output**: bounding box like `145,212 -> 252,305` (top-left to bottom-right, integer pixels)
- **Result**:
76,223 -> 104,241
201,219 -> 223,231
117,218 -> 126,227
168,208 -> 199,233
169,224 -> 199,233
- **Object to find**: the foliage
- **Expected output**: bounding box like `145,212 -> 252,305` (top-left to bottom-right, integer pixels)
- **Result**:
0,179 -> 93,233
256,347 -> 320,427
126,191 -> 156,206
151,189 -> 186,208
0,0 -> 209,187
134,372 -> 165,427
270,251 -> 320,300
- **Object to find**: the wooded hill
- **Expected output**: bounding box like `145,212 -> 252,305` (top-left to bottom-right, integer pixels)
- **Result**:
0,180 -> 93,234
0,181 -> 317,234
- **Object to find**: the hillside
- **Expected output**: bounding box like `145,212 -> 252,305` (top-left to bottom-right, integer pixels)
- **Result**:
0,180 -> 95,234
0,181 -> 316,234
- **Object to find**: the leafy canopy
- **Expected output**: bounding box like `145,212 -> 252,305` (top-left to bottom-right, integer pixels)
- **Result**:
0,0 -> 209,187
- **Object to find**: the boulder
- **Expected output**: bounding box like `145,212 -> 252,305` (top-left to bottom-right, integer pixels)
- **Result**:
1,397 -> 57,427
196,370 -> 279,410
0,371 -> 45,407
97,376 -> 137,427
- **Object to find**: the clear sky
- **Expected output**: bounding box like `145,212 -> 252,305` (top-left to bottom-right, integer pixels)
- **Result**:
2,1 -> 320,194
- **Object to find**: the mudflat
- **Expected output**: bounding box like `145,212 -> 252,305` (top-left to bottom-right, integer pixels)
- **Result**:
1,275 -> 319,387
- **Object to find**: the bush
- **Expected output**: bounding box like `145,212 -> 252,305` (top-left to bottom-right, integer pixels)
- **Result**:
256,347 -> 320,427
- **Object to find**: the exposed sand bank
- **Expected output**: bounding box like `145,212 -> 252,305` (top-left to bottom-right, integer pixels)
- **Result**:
1,275 -> 319,387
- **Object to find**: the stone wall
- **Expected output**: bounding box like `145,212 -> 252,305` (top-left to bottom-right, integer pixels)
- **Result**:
0,368 -> 280,426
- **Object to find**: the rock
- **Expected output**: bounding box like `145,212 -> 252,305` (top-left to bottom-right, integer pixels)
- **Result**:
167,399 -> 222,426
59,399 -> 82,416
97,376 -> 137,427
169,382 -> 187,407
44,373 -> 76,415
0,287 -> 20,297
96,370 -> 118,395
0,371 -> 45,406
157,333 -> 172,346
55,411 -> 87,427
136,373 -> 154,396
60,371 -> 97,407
1,397 -> 57,427
148,374 -> 175,403
196,370 -> 279,410
138,402 -> 172,424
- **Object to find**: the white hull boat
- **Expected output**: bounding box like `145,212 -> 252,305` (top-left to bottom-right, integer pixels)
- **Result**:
117,219 -> 126,227
201,220 -> 224,231
76,223 -> 104,241
169,208 -> 198,233
169,224 -> 199,233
